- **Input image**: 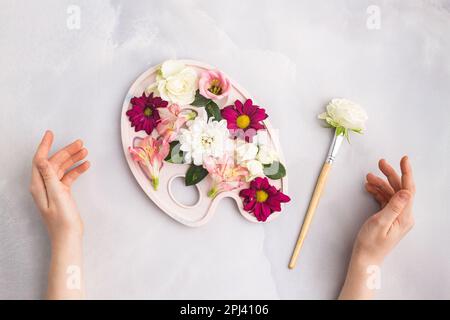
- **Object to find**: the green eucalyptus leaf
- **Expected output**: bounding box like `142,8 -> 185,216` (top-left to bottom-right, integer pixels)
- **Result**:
165,141 -> 184,164
263,161 -> 286,180
191,90 -> 210,107
190,90 -> 222,121
205,101 -> 222,121
185,165 -> 208,186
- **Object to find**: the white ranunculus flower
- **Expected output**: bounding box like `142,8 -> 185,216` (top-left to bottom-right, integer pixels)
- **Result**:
231,130 -> 279,177
178,113 -> 231,166
235,140 -> 259,164
247,130 -> 279,165
318,98 -> 368,132
253,130 -> 270,146
245,159 -> 265,181
256,144 -> 278,165
149,60 -> 198,105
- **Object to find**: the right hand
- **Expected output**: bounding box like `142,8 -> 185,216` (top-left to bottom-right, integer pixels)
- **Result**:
352,156 -> 415,264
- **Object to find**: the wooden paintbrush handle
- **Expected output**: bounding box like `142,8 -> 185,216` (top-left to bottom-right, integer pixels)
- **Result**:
289,162 -> 332,269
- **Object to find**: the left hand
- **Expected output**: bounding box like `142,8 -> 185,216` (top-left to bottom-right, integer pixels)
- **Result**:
30,130 -> 90,242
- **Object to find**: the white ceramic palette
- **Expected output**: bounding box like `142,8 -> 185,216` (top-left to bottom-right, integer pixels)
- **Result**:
121,60 -> 288,227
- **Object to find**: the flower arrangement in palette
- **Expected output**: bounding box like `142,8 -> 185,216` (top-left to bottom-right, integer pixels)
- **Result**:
123,60 -> 290,225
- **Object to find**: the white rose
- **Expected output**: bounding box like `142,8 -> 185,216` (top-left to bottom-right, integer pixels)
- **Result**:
235,141 -> 258,164
149,60 -> 198,105
245,159 -> 265,181
160,60 -> 185,78
256,144 -> 278,165
318,98 -> 368,132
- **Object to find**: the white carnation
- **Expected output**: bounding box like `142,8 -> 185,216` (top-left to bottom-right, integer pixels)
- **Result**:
179,113 -> 231,166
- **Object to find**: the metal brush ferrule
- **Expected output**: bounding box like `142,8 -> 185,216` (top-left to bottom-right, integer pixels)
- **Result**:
325,130 -> 344,164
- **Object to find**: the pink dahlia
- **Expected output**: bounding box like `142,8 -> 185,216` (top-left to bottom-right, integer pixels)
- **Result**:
126,92 -> 168,135
239,177 -> 290,222
221,99 -> 268,138
199,70 -> 231,100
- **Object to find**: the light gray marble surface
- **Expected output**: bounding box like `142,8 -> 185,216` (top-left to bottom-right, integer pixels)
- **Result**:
1,0 -> 449,299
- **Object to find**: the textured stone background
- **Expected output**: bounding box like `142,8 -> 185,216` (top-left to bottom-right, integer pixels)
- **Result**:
0,0 -> 449,299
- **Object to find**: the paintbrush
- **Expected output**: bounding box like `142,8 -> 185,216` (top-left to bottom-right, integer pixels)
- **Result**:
289,98 -> 368,269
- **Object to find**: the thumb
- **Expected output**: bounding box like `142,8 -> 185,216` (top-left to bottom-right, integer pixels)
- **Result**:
36,159 -> 60,194
378,190 -> 411,228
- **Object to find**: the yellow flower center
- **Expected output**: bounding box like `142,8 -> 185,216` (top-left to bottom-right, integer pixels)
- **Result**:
201,135 -> 214,147
144,107 -> 153,117
256,190 -> 269,203
236,114 -> 251,129
208,79 -> 223,95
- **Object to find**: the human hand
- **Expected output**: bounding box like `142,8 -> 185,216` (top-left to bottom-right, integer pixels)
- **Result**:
353,156 -> 415,265
30,130 -> 90,242
339,156 -> 415,300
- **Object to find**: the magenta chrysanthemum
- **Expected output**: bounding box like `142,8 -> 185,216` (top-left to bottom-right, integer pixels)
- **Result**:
239,177 -> 290,222
126,92 -> 168,135
221,99 -> 268,135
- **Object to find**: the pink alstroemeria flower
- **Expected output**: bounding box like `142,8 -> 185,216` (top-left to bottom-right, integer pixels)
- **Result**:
204,155 -> 249,198
156,104 -> 195,143
129,136 -> 170,190
199,70 -> 231,100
